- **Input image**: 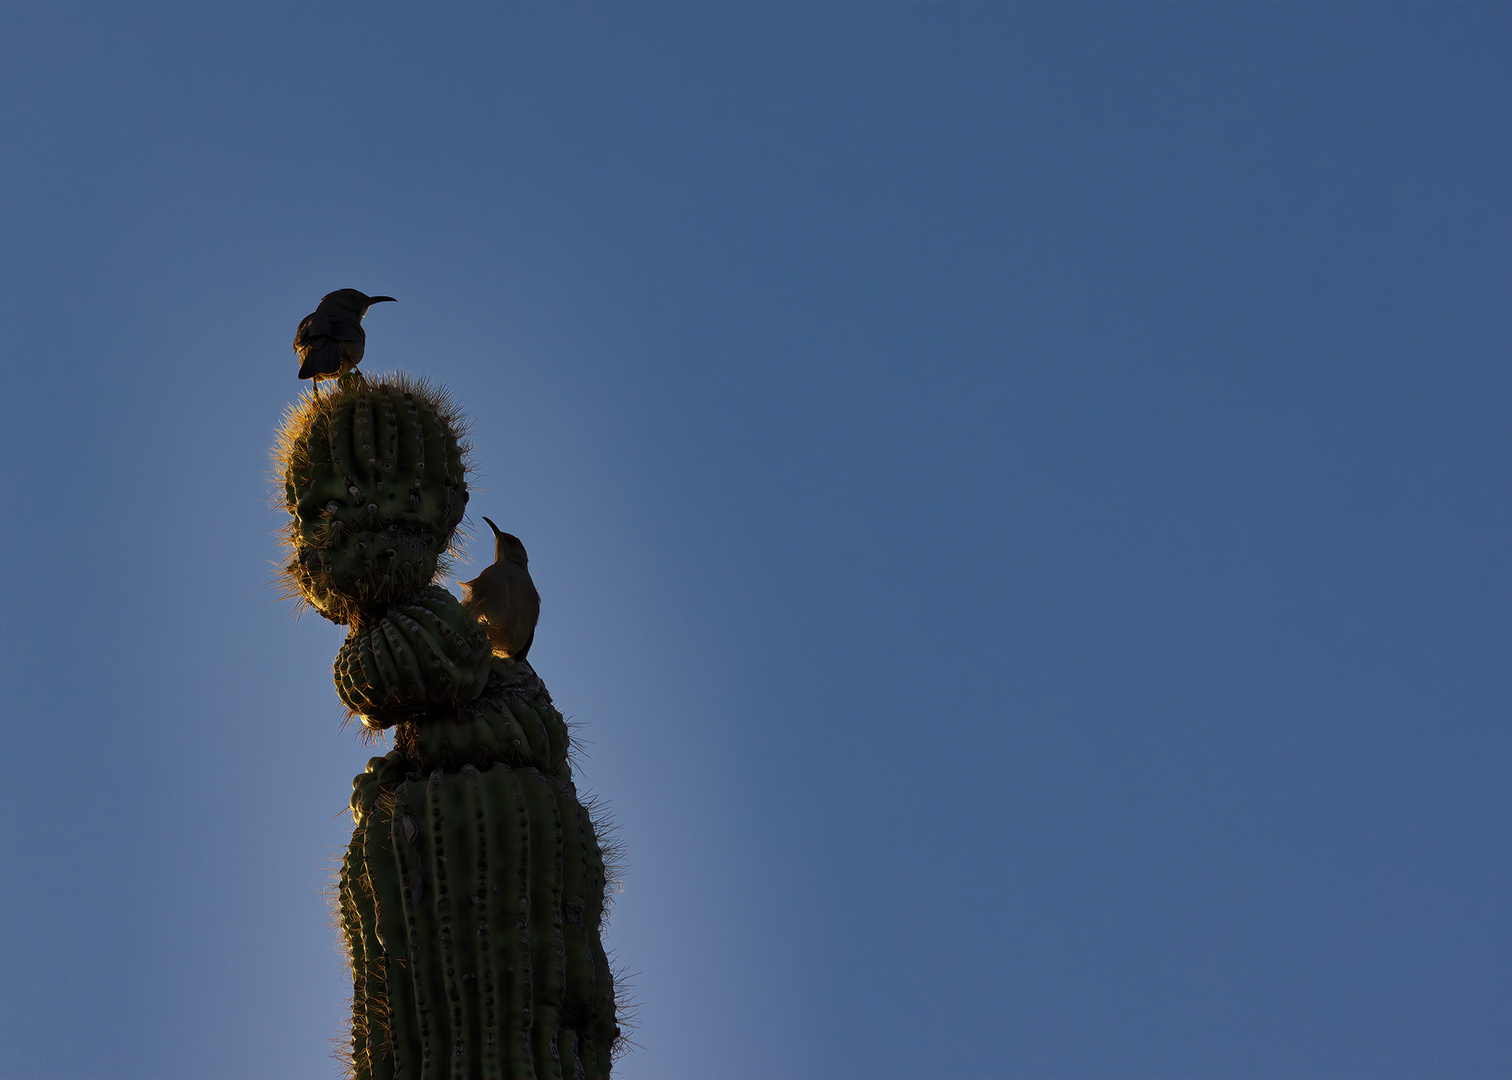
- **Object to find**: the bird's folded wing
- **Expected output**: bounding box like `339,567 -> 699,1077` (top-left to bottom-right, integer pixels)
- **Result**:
298,341 -> 344,379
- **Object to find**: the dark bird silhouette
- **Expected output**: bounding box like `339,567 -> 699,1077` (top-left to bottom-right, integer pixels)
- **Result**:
459,517 -> 541,661
293,289 -> 396,389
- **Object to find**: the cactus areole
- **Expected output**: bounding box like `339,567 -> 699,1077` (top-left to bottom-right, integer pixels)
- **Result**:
274,372 -> 622,1079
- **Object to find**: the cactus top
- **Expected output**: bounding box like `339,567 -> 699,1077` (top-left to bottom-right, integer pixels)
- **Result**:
273,372 -> 472,625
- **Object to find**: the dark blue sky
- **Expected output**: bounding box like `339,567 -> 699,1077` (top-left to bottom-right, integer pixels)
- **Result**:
1,5 -> 1508,1078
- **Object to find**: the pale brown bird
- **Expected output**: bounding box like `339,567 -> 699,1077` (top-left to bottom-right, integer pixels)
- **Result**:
459,517 -> 541,660
293,289 -> 396,389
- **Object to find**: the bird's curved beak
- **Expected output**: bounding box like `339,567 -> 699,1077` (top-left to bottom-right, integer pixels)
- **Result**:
482,516 -> 503,538
367,296 -> 397,304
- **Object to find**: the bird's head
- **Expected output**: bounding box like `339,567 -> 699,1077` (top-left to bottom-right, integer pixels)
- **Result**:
482,516 -> 529,566
319,289 -> 398,317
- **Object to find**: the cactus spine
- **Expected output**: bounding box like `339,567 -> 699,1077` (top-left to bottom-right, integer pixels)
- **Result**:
275,373 -> 621,1078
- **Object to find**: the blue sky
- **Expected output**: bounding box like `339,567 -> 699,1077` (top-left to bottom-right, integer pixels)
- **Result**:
1,4 -> 1508,1078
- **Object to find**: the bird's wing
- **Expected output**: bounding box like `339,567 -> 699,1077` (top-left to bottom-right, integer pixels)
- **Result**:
292,312 -> 320,352
294,309 -> 340,343
298,339 -> 344,379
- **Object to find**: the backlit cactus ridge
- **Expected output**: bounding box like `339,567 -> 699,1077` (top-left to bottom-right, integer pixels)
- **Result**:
274,372 -> 624,1078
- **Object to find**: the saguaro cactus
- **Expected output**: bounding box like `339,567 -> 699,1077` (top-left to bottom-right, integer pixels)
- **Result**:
274,373 -> 621,1079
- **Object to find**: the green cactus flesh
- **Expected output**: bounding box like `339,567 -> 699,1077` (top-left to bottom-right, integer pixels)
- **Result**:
346,756 -> 618,1080
336,587 -> 493,727
395,658 -> 570,774
275,374 -> 470,626
274,375 -> 620,1077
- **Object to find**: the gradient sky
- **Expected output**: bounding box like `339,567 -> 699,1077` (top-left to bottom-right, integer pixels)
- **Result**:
1,5 -> 1508,1079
